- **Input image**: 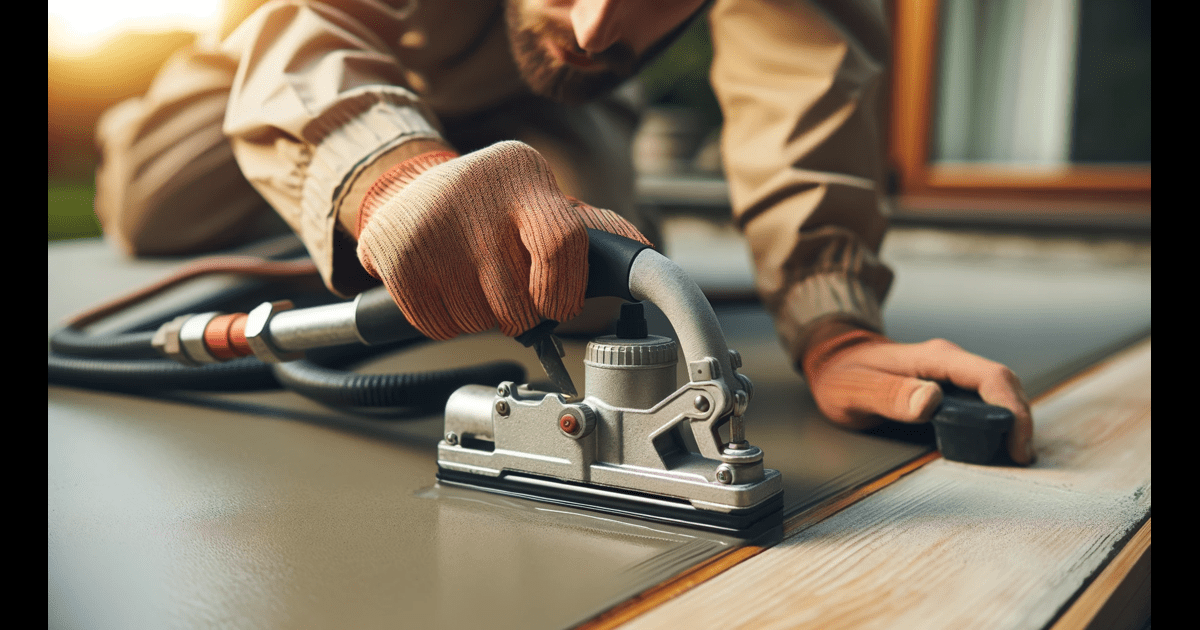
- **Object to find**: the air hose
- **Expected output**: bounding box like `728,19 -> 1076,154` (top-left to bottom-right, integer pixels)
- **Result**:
47,348 -> 524,411
47,354 -> 278,391
272,359 -> 523,410
50,328 -> 160,359
48,253 -> 525,413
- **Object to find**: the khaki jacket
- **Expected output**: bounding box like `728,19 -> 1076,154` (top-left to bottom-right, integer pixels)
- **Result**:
95,0 -> 894,366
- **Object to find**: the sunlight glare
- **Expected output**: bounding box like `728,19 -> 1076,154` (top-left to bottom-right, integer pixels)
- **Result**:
48,0 -> 222,55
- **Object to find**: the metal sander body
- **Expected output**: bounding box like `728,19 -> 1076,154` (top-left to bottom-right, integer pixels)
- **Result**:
437,235 -> 783,532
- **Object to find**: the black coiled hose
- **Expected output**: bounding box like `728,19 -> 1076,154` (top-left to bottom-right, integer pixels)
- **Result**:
272,359 -> 524,410
50,327 -> 161,359
47,354 -> 278,391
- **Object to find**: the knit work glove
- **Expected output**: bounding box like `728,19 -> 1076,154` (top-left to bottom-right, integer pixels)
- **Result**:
356,140 -> 651,340
802,326 -> 1034,464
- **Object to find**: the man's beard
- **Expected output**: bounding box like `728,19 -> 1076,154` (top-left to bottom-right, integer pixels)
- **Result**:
505,2 -> 637,104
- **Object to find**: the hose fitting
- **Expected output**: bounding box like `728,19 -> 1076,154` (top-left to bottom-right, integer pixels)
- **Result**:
153,303 -> 294,366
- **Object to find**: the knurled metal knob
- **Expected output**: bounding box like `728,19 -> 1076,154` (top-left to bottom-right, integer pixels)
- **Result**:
559,404 -> 597,439
584,335 -> 678,368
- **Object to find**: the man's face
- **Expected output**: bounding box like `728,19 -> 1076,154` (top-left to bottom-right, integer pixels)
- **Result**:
506,0 -> 707,103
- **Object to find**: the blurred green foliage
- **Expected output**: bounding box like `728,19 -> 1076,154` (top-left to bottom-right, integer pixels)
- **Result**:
49,29 -> 195,242
635,11 -> 722,131
49,179 -> 101,241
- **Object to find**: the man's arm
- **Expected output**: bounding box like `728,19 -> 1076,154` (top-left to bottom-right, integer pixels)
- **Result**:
96,0 -> 650,339
93,0 -> 459,275
709,0 -> 1032,462
93,44 -> 286,256
218,0 -> 452,296
711,0 -> 892,358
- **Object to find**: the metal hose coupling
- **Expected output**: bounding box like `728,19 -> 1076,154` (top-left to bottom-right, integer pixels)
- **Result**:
153,300 -> 304,365
152,290 -> 414,366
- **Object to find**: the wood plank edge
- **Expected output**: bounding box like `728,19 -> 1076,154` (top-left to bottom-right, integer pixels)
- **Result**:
782,449 -> 942,537
1022,329 -> 1152,403
574,544 -> 768,630
577,452 -> 944,629
1047,517 -> 1151,630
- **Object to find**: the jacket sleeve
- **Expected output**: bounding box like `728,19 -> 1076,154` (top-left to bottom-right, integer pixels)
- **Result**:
219,0 -> 445,295
93,43 -> 285,257
709,0 -> 896,366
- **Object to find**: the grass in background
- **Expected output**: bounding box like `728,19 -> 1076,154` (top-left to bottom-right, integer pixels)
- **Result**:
49,178 -> 101,241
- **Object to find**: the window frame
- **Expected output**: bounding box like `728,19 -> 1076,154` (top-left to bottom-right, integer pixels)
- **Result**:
887,0 -> 1151,218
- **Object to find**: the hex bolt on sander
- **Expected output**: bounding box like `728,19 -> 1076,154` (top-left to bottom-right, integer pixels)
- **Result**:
137,230 -> 784,534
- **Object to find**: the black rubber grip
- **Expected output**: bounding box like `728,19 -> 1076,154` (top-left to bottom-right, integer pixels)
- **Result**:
354,286 -> 422,346
354,230 -> 650,343
584,229 -> 651,301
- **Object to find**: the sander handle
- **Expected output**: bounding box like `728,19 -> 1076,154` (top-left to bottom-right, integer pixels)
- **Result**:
354,229 -> 652,346
583,229 -> 651,301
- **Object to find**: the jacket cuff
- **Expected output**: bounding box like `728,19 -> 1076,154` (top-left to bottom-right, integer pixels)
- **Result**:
767,231 -> 895,366
299,87 -> 443,295
774,272 -> 889,366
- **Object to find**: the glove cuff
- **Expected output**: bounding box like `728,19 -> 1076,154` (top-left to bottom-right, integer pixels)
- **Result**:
356,150 -> 459,240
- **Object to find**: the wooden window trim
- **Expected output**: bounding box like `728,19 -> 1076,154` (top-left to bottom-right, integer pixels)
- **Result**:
887,0 -> 1151,215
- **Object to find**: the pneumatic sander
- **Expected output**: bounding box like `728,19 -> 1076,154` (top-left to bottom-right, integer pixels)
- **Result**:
133,230 -> 783,533
435,231 -> 783,533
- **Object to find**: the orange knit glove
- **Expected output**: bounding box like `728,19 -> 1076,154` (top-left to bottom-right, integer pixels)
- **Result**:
356,141 -> 650,340
802,324 -> 1034,464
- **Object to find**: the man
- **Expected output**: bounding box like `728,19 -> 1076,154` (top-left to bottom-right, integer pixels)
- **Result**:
94,0 -> 1034,463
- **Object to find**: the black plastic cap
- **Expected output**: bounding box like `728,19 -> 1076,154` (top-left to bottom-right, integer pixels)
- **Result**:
615,302 -> 648,339
930,387 -> 1015,464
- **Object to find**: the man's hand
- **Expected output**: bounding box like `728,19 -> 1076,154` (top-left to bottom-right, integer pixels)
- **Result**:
355,140 -> 650,340
802,320 -> 1034,464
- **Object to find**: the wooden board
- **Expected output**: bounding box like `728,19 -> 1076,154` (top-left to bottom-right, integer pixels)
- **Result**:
611,339 -> 1151,629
